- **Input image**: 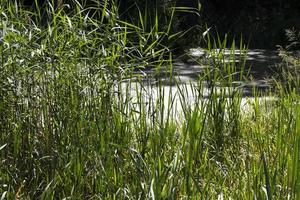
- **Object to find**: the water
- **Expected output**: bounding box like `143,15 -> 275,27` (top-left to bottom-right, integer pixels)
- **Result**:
118,49 -> 281,116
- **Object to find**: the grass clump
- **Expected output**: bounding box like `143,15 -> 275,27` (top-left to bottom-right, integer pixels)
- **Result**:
0,1 -> 300,199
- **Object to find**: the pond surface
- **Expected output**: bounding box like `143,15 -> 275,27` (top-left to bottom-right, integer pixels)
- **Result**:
119,49 -> 281,116
135,49 -> 280,92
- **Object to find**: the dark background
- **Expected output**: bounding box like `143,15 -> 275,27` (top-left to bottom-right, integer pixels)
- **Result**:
19,0 -> 300,49
200,0 -> 300,49
118,0 -> 300,49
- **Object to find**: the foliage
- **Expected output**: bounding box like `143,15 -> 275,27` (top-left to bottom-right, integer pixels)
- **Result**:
0,1 -> 300,199
274,28 -> 300,94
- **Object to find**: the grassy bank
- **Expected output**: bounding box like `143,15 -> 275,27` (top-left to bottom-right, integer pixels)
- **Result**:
1,1 -> 300,199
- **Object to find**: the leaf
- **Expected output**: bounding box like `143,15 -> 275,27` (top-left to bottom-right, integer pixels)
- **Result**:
1,191 -> 7,200
202,28 -> 211,38
0,144 -> 7,151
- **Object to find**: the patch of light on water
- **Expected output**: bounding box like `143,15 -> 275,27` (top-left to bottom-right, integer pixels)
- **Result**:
116,80 -> 276,121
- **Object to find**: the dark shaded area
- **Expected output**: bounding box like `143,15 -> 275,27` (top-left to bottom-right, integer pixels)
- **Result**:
200,0 -> 300,49
16,0 -> 201,50
17,0 -> 300,50
118,0 -> 203,55
118,0 -> 300,50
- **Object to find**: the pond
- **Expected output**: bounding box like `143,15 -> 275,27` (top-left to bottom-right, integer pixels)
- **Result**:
118,49 -> 281,117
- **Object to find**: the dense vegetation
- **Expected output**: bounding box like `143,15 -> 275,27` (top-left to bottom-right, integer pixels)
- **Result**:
0,0 -> 300,199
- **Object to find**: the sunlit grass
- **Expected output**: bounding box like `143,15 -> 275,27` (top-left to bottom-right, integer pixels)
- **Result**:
0,1 -> 300,199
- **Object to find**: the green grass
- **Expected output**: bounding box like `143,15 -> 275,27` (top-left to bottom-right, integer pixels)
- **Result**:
0,1 -> 300,199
